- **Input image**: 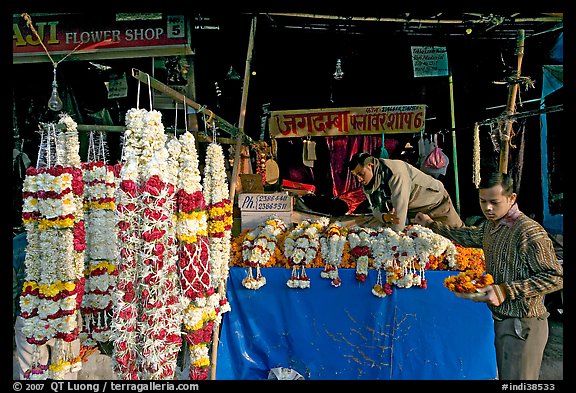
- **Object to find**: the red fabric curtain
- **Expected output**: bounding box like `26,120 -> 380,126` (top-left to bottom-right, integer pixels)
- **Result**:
326,135 -> 400,197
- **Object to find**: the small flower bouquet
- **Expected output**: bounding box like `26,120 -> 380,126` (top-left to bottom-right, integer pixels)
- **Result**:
443,270 -> 494,300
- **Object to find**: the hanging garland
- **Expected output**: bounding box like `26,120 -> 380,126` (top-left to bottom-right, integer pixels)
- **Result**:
112,108 -> 146,380
19,114 -> 85,380
80,131 -> 118,348
176,131 -> 213,381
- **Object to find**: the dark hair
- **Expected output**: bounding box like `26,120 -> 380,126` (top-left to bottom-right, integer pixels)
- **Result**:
348,152 -> 372,171
478,172 -> 514,195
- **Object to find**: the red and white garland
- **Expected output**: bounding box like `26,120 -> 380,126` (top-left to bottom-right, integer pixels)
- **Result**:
19,114 -> 85,379
80,133 -> 119,347
347,226 -> 377,283
176,131 -> 213,380
136,110 -> 183,380
112,108 -> 146,380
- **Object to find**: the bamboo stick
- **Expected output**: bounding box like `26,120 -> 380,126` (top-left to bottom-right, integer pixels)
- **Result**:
209,15 -> 258,381
55,123 -> 235,143
498,29 -> 525,174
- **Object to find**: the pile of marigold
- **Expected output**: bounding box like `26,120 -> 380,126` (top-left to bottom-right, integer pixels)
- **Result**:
443,270 -> 494,293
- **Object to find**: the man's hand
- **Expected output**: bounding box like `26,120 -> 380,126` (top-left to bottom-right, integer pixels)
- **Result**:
373,207 -> 400,224
476,285 -> 506,307
383,208 -> 400,225
414,212 -> 433,226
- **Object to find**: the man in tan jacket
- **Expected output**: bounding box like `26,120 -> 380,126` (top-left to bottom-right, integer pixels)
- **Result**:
348,152 -> 463,232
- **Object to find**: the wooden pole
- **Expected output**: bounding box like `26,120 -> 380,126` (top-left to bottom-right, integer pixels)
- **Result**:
228,15 -> 258,202
209,15 -> 258,381
499,29 -> 525,174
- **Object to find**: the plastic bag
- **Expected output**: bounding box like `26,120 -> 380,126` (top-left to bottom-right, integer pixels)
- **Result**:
268,367 -> 305,380
424,147 -> 448,169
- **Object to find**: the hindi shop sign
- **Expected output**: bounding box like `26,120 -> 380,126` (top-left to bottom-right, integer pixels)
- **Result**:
13,14 -> 192,64
269,105 -> 426,138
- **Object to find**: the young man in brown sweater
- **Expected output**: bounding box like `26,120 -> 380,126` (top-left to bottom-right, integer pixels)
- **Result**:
414,172 -> 563,380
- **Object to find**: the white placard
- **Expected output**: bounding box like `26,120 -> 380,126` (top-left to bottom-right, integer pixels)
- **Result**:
411,46 -> 449,78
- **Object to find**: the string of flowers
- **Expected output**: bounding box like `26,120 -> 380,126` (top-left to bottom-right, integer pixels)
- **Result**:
80,158 -> 118,347
136,109 -> 183,380
319,221 -> 348,287
284,217 -> 327,289
201,141 -> 234,379
111,108 -> 146,380
347,226 -> 377,283
369,227 -> 395,297
19,114 -> 85,379
203,142 -> 233,320
241,215 -> 288,290
230,226 -> 485,274
175,131 -> 213,381
251,141 -> 268,185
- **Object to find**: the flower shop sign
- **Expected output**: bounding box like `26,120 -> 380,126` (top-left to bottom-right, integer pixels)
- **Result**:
269,105 -> 425,138
13,13 -> 192,64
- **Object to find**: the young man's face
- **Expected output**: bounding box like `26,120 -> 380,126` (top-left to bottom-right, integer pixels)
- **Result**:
351,163 -> 374,186
478,184 -> 517,222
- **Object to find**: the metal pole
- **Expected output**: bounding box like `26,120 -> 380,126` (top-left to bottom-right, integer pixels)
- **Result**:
448,69 -> 460,215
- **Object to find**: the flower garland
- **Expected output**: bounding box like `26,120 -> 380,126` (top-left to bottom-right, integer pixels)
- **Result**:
136,109 -> 183,380
176,132 -> 214,381
112,108 -> 146,380
251,141 -> 269,185
284,217 -> 328,289
80,159 -> 118,347
319,222 -> 348,287
202,142 -> 233,320
19,114 -> 85,379
347,226 -> 377,283
242,216 -> 288,290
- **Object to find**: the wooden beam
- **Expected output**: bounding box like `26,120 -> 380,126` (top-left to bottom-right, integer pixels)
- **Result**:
56,123 -> 236,143
131,68 -> 253,145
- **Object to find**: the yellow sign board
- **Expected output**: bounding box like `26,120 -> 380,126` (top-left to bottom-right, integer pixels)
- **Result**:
269,105 -> 426,138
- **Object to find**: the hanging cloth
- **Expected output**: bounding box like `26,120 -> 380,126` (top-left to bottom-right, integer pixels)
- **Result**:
303,139 -> 316,167
380,132 -> 389,158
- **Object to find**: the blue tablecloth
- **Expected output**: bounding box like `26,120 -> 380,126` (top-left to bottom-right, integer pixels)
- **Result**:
216,267 -> 497,380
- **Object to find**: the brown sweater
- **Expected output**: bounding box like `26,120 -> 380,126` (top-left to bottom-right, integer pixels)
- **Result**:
429,213 -> 563,318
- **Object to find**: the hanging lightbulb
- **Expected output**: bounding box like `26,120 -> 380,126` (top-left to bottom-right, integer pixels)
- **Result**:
48,64 -> 63,111
333,58 -> 344,80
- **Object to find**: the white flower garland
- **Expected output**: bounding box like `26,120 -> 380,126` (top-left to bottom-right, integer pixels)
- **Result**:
319,222 -> 348,287
20,114 -> 84,380
80,161 -> 118,347
242,216 -> 287,290
284,217 -> 328,289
